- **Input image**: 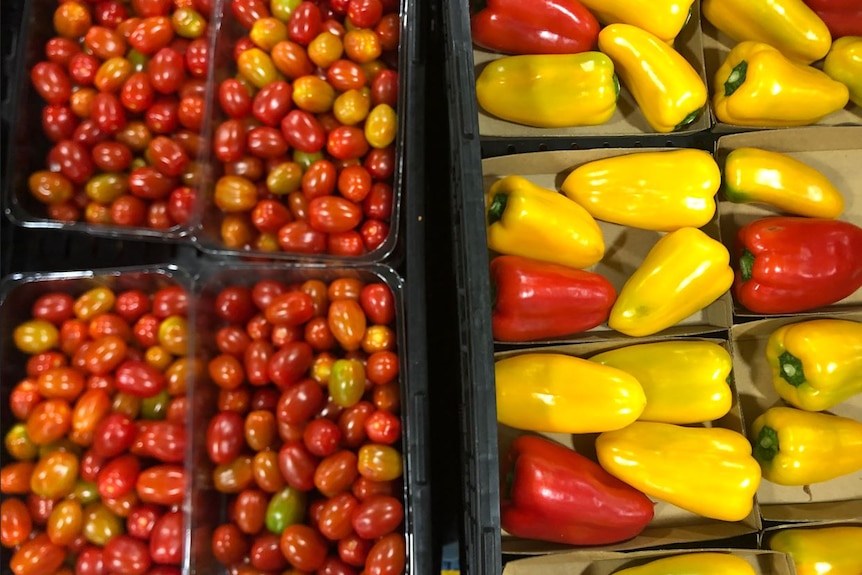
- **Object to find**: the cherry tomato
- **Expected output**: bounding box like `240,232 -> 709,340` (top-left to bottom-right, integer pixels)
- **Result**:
145,97 -> 180,134
352,476 -> 396,502
148,135 -> 189,176
207,410 -> 245,464
185,37 -> 210,77
218,78 -> 253,118
28,170 -> 74,205
271,40 -> 314,79
1,462 -> 35,495
365,350 -> 399,385
96,454 -> 140,500
250,532 -> 289,572
277,378 -> 324,424
103,535 -> 151,575
26,398 -> 72,445
252,449 -> 285,493
237,47 -> 279,89
231,0 -> 270,28
327,59 -> 366,92
128,16 -> 175,55
135,465 -> 185,506
246,125 -> 288,158
126,503 -> 162,539
234,488 -> 268,534
338,533 -> 372,568
364,533 -> 406,575
152,285 -> 188,318
215,175 -> 258,212
149,509 -> 183,564
214,118 -> 247,163
92,412 -> 136,458
326,126 -> 369,161
327,299 -> 366,351
292,75 -> 335,113
308,196 -> 363,233
31,61 -> 73,105
251,80 -> 292,127
343,28 -> 381,63
251,198 -> 293,233
1,498 -> 33,548
279,524 -> 327,572
360,218 -> 390,251
314,450 -> 358,498
244,339 -> 273,384
75,546 -> 106,575
277,441 -> 318,491
114,359 -> 166,397
317,492 -> 358,541
347,0 -> 383,27
131,421 -> 186,462
212,523 -> 249,565
9,533 -> 66,575
30,450 -> 79,499
42,105 -> 78,143
337,401 -> 373,448
372,380 -> 400,412
243,409 -> 277,451
45,36 -> 81,66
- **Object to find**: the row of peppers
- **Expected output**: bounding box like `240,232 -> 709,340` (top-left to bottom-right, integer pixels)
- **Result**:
470,0 -> 862,131
482,143 -> 862,551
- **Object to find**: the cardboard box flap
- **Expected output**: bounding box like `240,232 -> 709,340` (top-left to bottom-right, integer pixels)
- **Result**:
475,1 -> 711,138
502,548 -> 794,575
730,313 -> 862,522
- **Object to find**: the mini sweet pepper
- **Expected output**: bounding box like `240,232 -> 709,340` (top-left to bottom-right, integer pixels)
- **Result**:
574,0 -> 695,43
767,319 -> 862,411
769,525 -> 862,575
598,24 -> 707,133
590,341 -> 733,424
486,176 -> 605,269
501,435 -> 655,546
803,0 -> 862,38
613,553 -> 758,575
733,217 -> 862,314
702,0 -> 832,63
722,148 -> 845,218
596,422 -> 761,521
751,406 -> 862,485
490,255 -> 616,342
470,0 -> 600,55
495,353 -> 646,434
475,53 -> 619,128
823,36 -> 862,107
609,227 -> 734,337
713,41 -> 849,127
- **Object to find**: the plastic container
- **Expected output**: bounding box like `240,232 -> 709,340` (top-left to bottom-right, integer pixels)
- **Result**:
191,0 -> 425,264
2,0 -> 216,241
0,266 -> 195,571
189,262 -> 431,574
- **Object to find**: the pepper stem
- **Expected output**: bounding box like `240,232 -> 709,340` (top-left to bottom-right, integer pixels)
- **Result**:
675,108 -> 702,131
739,249 -> 755,282
488,193 -> 508,226
778,351 -> 806,387
754,426 -> 780,463
724,61 -> 748,96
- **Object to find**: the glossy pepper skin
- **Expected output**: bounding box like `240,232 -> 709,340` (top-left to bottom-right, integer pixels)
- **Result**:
714,42 -> 849,127
767,319 -> 862,411
590,341 -> 733,424
803,0 -> 862,38
723,148 -> 845,218
733,217 -> 862,314
769,525 -> 862,575
609,227 -> 734,337
613,553 -> 757,575
703,0 -> 832,63
490,255 -> 616,342
598,24 -> 707,133
561,149 -> 719,231
596,422 -> 761,521
475,53 -> 619,128
574,0 -> 695,43
486,176 -> 605,269
470,0 -> 600,55
495,353 -> 646,434
751,406 -> 862,485
501,435 -> 655,546
823,36 -> 862,107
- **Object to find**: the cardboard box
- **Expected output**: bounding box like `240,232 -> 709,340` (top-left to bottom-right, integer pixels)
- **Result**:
759,519 -> 862,549
701,18 -> 862,133
496,337 -> 762,555
482,149 -> 733,343
714,127 -> 862,317
473,1 -> 711,138
502,548 -> 793,575
730,313 -> 862,522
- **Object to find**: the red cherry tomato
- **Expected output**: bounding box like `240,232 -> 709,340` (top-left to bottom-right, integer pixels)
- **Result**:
103,535 -> 151,575
31,62 -> 73,105
149,509 -> 183,565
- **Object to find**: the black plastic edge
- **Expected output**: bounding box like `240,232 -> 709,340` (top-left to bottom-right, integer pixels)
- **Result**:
440,0 -> 503,574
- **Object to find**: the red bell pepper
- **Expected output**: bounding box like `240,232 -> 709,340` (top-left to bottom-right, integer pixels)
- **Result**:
501,435 -> 655,546
802,0 -> 862,38
733,216 -> 862,314
470,0 -> 600,55
490,255 -> 616,342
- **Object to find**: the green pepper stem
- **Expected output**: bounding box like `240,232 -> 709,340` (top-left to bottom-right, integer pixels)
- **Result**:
675,108 -> 702,131
753,426 -> 780,463
724,61 -> 748,96
488,192 -> 508,226
778,351 -> 806,387
739,249 -> 755,282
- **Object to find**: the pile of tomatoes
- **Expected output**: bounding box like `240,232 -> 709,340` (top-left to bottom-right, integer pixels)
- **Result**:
205,276 -> 407,574
28,0 -> 213,229
210,0 -> 400,256
1,280 -> 192,575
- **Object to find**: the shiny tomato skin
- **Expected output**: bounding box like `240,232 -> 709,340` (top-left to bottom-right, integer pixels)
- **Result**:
327,59 -> 366,92
1,498 -> 33,548
135,465 -> 185,506
120,70 -> 156,112
279,524 -> 327,572
49,140 -> 94,185
9,533 -> 66,575
145,97 -> 180,134
26,398 -> 72,446
234,488 -> 268,535
314,450 -> 358,498
253,80 -> 293,126
317,492 -> 358,541
326,126 -> 369,161
277,441 -> 318,491
103,534 -> 151,575
92,412 -> 136,458
148,136 -> 189,177
246,126 -> 288,159
277,220 -> 328,254
212,523 -> 249,565
128,16 -> 175,55
364,533 -> 406,575
232,0 -> 270,29
97,454 -> 140,500
132,421 -> 186,463
243,339 -> 273,385
263,291 -> 314,326
308,196 -> 362,233
218,78 -> 253,118
267,341 -> 313,389
148,47 -> 185,94
152,286 -> 188,317
277,378 -> 325,424
360,218 -> 390,251
303,417 -> 341,458
126,503 -> 162,540
206,410 -> 245,464
338,533 -> 372,568
351,495 -> 403,539
249,532 -> 288,572
32,62 -> 72,105
359,283 -> 395,325
115,359 -> 166,398
75,545 -> 106,575
42,105 -> 77,143
280,109 -> 325,153
149,509 -> 183,564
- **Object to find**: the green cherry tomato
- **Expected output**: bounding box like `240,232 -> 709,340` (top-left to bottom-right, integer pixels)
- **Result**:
329,359 -> 366,408
271,0 -> 302,21
71,479 -> 101,504
141,389 -> 170,420
292,149 -> 324,171
82,502 -> 124,546
265,486 -> 307,535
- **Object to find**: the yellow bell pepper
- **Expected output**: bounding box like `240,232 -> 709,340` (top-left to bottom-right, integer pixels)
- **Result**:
608,227 -> 734,337
723,148 -> 845,219
768,525 -> 862,575
561,149 -> 719,231
702,0 -> 831,64
574,0 -> 695,44
823,36 -> 862,107
750,406 -> 862,485
598,24 -> 707,133
590,341 -> 733,424
767,319 -> 862,412
485,175 -> 605,269
475,53 -> 618,128
613,553 -> 757,575
713,41 -> 850,127
495,353 -> 646,434
596,421 -> 761,521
